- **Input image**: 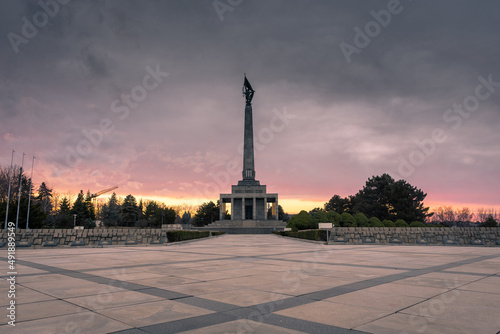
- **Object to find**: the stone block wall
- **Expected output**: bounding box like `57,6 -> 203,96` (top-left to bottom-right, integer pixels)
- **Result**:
0,228 -> 167,247
328,227 -> 500,246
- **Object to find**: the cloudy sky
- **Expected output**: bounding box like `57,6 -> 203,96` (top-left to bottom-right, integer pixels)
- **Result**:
1,0 -> 499,213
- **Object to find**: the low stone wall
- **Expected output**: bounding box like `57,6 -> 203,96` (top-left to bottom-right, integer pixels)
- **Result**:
1,228 -> 168,248
328,227 -> 500,246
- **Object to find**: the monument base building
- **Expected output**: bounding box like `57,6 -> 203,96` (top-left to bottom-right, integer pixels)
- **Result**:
204,76 -> 285,233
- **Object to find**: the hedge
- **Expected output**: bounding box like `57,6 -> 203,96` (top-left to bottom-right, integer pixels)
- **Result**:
166,230 -> 212,242
273,229 -> 326,241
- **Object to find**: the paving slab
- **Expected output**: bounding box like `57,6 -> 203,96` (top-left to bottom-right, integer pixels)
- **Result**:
274,300 -> 392,329
96,299 -> 214,327
0,234 -> 498,333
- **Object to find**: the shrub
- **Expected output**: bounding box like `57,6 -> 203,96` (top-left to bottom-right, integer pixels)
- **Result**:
84,218 -> 96,229
382,219 -> 395,227
277,229 -> 326,241
368,217 -> 384,227
210,231 -> 226,236
394,219 -> 408,227
340,212 -> 356,227
481,216 -> 498,227
287,210 -> 315,231
354,213 -> 370,227
326,211 -> 341,225
409,221 -> 426,227
312,210 -> 328,224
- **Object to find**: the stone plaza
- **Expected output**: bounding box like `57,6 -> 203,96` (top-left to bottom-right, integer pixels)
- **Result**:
1,234 -> 499,333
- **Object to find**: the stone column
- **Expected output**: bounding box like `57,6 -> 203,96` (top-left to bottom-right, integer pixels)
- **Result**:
275,198 -> 279,220
242,104 -> 255,181
242,197 -> 245,220
231,197 -> 234,220
253,197 -> 256,220
264,197 -> 268,220
219,200 -> 224,220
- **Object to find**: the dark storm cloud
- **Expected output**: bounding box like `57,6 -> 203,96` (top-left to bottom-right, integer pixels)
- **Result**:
0,0 -> 499,209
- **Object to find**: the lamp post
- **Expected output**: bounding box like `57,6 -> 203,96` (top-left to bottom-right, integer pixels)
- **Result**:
4,149 -> 14,229
26,156 -> 36,230
15,153 -> 25,230
73,214 -> 77,228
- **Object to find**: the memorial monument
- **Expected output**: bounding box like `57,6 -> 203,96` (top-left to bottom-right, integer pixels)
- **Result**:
206,75 -> 285,233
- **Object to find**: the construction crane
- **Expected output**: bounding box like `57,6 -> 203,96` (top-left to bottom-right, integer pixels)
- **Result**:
90,186 -> 118,226
90,186 -> 118,199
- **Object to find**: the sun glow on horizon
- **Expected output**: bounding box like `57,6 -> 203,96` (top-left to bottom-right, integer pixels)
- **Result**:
61,188 -> 499,216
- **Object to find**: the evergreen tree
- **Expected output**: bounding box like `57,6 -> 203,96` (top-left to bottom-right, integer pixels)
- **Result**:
324,194 -> 351,214
101,193 -> 122,227
85,191 -> 96,221
71,190 -> 94,226
163,207 -> 176,224
121,194 -> 140,227
350,174 -> 431,222
59,197 -> 71,215
36,182 -> 53,215
55,197 -> 73,228
192,201 -> 219,226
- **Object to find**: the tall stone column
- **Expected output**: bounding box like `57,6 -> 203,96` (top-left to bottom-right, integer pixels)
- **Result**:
239,76 -> 259,187
242,104 -> 255,181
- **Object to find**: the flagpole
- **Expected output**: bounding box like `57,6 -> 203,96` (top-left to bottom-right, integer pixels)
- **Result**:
26,155 -> 36,230
15,153 -> 25,230
4,149 -> 15,229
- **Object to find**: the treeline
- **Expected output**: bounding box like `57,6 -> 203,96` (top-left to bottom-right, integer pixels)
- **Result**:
429,206 -> 500,226
287,174 -> 499,231
0,165 -> 191,229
